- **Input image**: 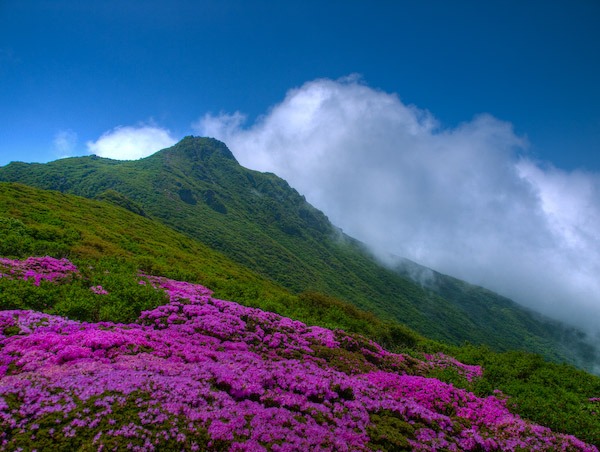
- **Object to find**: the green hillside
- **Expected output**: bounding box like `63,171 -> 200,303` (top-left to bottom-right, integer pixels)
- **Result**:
393,257 -> 599,366
0,182 -> 411,344
1,181 -> 600,445
0,136 -> 595,368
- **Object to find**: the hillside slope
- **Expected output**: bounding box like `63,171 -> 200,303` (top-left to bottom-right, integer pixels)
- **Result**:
1,257 -> 597,451
0,182 -> 411,345
0,136 -> 595,367
1,183 -> 600,445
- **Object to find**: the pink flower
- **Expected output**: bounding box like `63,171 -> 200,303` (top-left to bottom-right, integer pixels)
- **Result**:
90,285 -> 109,295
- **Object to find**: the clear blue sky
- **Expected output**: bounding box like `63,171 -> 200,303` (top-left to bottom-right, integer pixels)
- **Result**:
1,0 -> 599,170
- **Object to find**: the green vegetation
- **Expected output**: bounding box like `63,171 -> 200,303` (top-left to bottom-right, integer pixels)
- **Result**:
394,257 -> 599,368
1,137 -> 599,445
0,182 -> 415,348
439,343 -> 600,445
0,137 -> 594,370
1,182 -> 599,444
0,260 -> 169,323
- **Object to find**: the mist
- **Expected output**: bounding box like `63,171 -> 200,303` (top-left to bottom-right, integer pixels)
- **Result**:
194,76 -> 600,334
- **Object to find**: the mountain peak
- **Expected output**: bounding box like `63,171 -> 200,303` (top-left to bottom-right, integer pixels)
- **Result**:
159,136 -> 237,163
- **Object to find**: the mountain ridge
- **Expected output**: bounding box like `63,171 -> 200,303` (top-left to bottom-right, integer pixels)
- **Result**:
2,181 -> 600,446
0,136 -> 596,368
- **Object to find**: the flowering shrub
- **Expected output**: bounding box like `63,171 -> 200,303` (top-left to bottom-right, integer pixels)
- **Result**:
0,256 -> 77,285
0,257 -> 597,451
421,353 -> 483,382
90,285 -> 109,295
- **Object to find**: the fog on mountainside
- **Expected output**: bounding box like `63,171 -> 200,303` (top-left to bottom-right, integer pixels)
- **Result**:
196,77 -> 600,338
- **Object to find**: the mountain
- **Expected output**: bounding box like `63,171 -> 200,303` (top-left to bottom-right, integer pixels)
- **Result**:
1,182 -> 600,446
0,136 -> 596,368
0,181 -> 413,347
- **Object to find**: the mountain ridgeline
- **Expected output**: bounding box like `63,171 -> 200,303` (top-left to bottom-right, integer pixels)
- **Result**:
0,136 -> 596,368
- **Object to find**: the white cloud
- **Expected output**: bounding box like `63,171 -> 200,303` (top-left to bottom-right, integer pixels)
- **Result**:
87,124 -> 177,160
194,76 -> 600,332
195,111 -> 247,140
53,129 -> 78,157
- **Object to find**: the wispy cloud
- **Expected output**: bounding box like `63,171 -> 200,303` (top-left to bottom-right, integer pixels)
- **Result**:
86,124 -> 177,160
194,76 -> 600,332
53,129 -> 78,158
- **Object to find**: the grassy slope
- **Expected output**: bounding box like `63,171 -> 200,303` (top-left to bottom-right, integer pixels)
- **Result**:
0,137 -> 595,368
1,181 -> 599,445
0,181 -> 416,346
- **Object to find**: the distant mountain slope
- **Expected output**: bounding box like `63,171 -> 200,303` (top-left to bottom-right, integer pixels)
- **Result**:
0,136 -> 595,366
394,258 -> 598,365
0,181 -> 414,345
0,181 -> 286,303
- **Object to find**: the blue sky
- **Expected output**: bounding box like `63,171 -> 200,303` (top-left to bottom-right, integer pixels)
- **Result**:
2,0 -> 600,329
1,0 -> 599,169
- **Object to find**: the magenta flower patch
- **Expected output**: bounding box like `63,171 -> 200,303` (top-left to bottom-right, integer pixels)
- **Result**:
90,285 -> 109,295
0,257 -> 597,451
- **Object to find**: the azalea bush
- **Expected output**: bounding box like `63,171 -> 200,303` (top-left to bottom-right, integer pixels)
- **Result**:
0,256 -> 169,323
0,257 -> 597,451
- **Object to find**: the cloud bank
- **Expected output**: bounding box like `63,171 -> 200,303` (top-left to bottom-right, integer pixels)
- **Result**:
87,124 -> 177,160
195,77 -> 600,332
